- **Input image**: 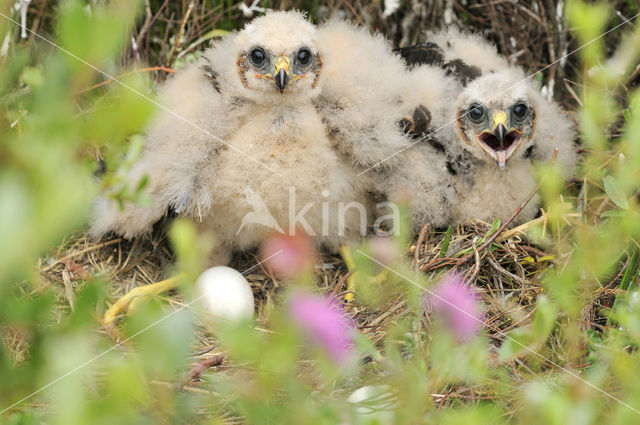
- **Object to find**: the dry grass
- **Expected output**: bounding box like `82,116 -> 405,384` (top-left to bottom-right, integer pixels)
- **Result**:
30,217 -> 560,388
26,186 -> 625,411
18,0 -> 637,107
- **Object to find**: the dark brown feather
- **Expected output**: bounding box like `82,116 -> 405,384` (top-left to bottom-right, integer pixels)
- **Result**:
395,42 -> 445,67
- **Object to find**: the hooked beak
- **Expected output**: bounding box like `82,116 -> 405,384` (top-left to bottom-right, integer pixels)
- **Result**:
494,123 -> 508,170
274,55 -> 290,93
495,122 -> 507,145
476,111 -> 522,170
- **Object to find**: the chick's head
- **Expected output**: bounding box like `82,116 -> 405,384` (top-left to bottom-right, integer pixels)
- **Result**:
456,69 -> 538,170
234,11 -> 323,101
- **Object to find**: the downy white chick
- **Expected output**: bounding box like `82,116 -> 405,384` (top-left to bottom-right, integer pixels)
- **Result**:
91,11 -> 367,264
315,21 -> 456,232
397,28 -> 578,226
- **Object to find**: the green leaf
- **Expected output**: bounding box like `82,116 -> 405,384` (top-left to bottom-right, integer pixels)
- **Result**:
352,332 -> 381,361
600,209 -> 625,218
498,327 -> 533,361
620,245 -> 640,291
532,295 -> 557,340
486,218 -> 502,238
604,175 -> 629,209
135,174 -> 149,194
439,226 -> 453,257
20,66 -> 44,88
179,29 -> 230,59
499,296 -> 556,361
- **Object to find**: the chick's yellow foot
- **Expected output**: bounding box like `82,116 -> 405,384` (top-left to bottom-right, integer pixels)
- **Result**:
339,245 -> 389,304
339,245 -> 357,303
102,274 -> 183,326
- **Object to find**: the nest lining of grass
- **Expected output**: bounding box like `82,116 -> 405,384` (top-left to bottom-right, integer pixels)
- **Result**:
27,218 -> 559,383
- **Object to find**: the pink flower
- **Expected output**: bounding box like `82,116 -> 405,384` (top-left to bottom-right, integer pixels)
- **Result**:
368,236 -> 400,266
288,291 -> 355,363
425,273 -> 484,340
259,232 -> 315,279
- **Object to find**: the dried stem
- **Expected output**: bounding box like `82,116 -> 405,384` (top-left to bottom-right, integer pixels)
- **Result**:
165,1 -> 194,78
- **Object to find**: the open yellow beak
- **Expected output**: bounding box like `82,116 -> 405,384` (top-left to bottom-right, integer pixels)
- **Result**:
476,110 -> 523,170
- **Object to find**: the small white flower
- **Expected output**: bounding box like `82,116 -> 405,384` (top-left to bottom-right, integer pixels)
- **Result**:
383,0 -> 400,18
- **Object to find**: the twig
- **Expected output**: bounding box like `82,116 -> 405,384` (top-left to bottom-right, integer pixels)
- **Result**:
179,355 -> 225,389
436,388 -> 452,409
414,224 -> 429,271
61,270 -> 75,310
362,296 -> 404,329
77,67 -> 176,94
563,78 -> 583,106
28,0 -> 48,42
455,149 -> 559,269
627,63 -> 640,86
143,0 -> 170,58
134,0 -> 153,55
331,271 -> 351,298
538,0 -> 557,99
466,236 -> 481,283
192,345 -> 217,356
496,215 -> 545,242
520,244 -> 550,258
420,257 -> 459,273
165,1 -> 194,79
486,251 -> 527,286
515,3 -> 543,25
339,0 -> 365,26
40,238 -> 122,273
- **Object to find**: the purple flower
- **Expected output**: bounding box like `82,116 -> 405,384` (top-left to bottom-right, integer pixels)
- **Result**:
425,273 -> 484,340
288,291 -> 355,363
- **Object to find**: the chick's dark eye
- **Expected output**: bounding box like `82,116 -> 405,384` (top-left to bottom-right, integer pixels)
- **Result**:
250,48 -> 265,65
297,48 -> 312,65
512,102 -> 528,119
468,106 -> 484,122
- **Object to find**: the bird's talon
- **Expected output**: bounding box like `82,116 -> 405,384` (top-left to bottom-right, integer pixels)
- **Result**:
399,116 -> 415,134
412,105 -> 431,135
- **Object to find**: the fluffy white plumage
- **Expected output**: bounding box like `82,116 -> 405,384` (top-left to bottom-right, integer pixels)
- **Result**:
315,21 -> 456,231
315,21 -> 410,172
450,68 -> 577,224
91,11 -> 368,264
427,28 -> 508,74
399,28 -> 578,226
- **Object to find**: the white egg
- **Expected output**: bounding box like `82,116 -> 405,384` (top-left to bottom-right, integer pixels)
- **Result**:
195,266 -> 255,322
347,385 -> 395,423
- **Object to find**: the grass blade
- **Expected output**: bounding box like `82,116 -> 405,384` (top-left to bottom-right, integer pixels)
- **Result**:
439,226 -> 453,258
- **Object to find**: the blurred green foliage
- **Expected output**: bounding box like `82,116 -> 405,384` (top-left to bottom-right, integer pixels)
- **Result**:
2,0 -> 640,424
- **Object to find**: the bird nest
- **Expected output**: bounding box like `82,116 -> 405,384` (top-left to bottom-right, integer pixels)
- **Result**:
19,191 -> 623,408
30,218 -> 554,354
